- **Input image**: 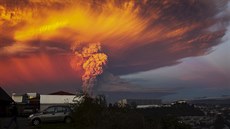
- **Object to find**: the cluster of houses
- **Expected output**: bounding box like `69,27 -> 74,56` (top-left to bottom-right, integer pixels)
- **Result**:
0,87 -> 81,116
1,87 -> 165,116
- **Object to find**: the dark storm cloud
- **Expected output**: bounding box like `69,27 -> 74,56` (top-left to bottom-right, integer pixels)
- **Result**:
108,30 -> 225,75
95,72 -> 175,102
107,0 -> 229,75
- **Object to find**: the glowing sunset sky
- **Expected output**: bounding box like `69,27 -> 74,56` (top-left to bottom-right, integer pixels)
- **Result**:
0,0 -> 229,101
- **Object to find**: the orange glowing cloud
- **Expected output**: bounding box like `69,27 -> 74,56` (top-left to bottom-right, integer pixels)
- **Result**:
71,43 -> 108,93
0,54 -> 81,87
0,0 -> 229,88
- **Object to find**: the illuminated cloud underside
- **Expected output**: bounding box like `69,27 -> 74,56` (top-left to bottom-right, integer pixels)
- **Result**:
0,0 -> 229,89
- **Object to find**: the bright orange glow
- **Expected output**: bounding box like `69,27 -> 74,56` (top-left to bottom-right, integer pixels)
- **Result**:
0,54 -> 81,87
0,0 -> 227,90
1,0 -> 222,55
71,43 -> 108,94
13,1 -> 144,43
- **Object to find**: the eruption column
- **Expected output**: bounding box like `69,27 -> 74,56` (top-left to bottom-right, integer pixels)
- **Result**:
71,43 -> 108,94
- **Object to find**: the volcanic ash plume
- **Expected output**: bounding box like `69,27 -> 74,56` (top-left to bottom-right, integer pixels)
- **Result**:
71,43 -> 108,94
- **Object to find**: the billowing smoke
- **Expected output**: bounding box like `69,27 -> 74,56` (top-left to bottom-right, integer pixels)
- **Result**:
0,0 -> 229,93
71,43 -> 108,94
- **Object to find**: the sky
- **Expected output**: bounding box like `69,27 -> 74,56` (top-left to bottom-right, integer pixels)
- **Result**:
0,0 -> 229,102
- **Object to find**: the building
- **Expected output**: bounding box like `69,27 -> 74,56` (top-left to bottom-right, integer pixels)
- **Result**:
12,93 -> 23,103
40,91 -> 82,111
49,91 -> 75,95
117,99 -> 162,108
40,91 -> 79,111
11,91 -> 82,113
12,93 -> 40,116
0,87 -> 13,116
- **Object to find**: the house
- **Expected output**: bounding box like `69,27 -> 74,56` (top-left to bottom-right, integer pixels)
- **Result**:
40,91 -> 81,111
49,91 -> 75,95
12,93 -> 40,116
11,91 -> 82,112
12,93 -> 23,103
0,87 -> 13,116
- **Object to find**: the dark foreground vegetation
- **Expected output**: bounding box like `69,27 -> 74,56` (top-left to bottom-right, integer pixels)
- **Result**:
71,96 -> 193,129
35,95 -> 197,129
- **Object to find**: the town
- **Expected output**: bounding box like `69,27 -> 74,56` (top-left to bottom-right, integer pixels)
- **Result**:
1,87 -> 230,129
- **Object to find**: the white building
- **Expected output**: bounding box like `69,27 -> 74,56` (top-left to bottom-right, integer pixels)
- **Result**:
12,93 -> 23,103
117,99 -> 162,108
40,94 -> 81,111
12,91 -> 82,111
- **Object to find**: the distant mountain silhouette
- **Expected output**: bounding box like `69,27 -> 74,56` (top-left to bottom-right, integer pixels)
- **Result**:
188,97 -> 230,105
